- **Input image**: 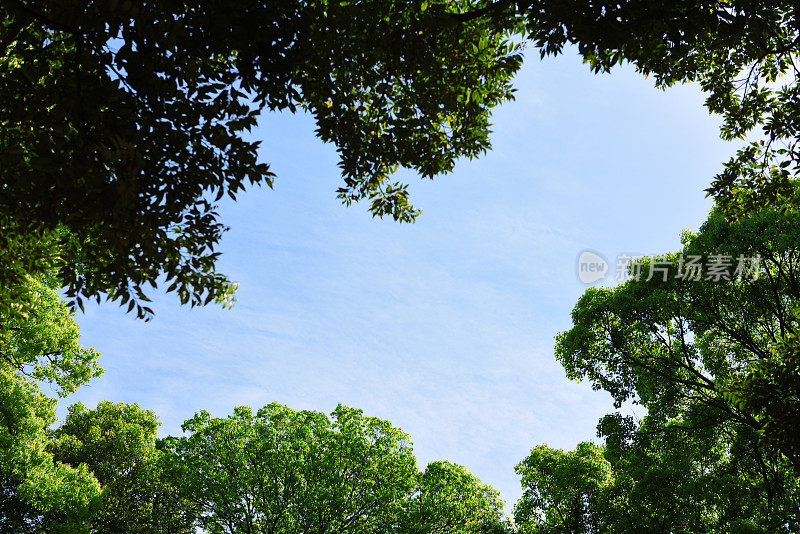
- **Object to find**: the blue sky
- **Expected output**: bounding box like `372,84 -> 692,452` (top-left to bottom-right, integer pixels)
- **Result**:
63,49 -> 735,512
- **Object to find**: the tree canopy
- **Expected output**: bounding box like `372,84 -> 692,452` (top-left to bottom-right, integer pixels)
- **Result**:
556,189 -> 800,470
405,460 -> 508,534
165,402 -> 419,534
49,401 -> 195,533
0,275 -> 102,533
514,442 -> 612,534
516,196 -> 800,532
1,0 -> 522,319
4,1 -> 800,319
5,2 -> 800,533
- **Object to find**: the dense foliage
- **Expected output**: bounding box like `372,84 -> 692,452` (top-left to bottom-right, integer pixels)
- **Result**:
3,399 -> 507,533
0,0 -> 521,319
557,194 -> 800,469
166,403 -> 418,534
513,194 -> 800,532
0,276 -> 102,533
49,402 -> 195,533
